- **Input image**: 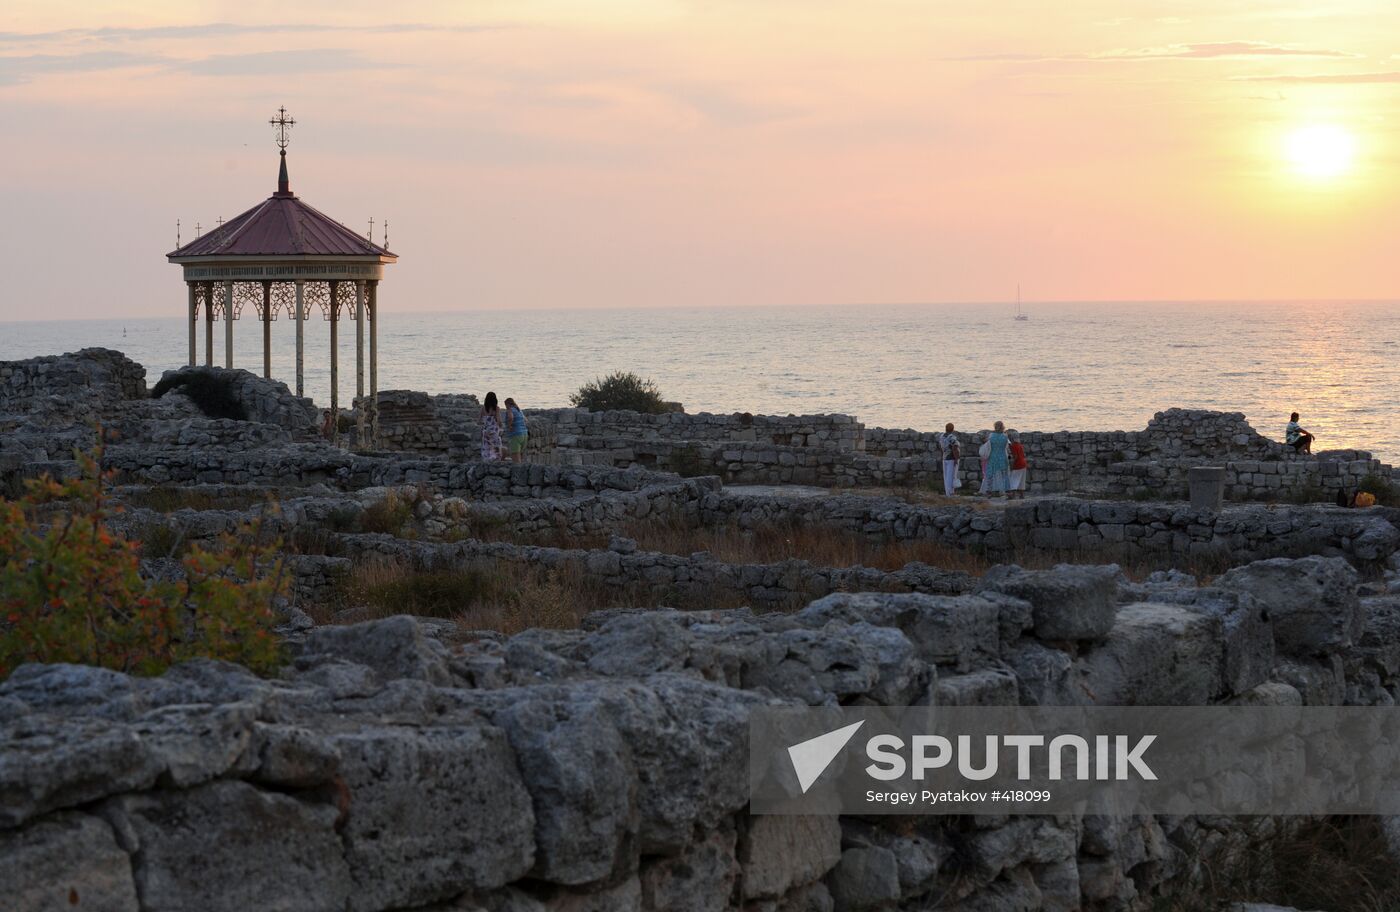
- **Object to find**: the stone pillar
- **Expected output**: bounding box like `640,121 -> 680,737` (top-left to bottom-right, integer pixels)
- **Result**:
294,281 -> 305,398
186,282 -> 197,367
223,280 -> 234,368
368,280 -> 379,445
329,281 -> 339,443
203,281 -> 214,366
355,280 -> 366,447
261,281 -> 272,379
1189,466 -> 1225,512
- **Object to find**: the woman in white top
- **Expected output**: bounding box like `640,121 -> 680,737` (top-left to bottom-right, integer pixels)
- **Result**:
939,423 -> 961,496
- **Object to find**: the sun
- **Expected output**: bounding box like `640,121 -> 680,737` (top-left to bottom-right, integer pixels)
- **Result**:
1285,125 -> 1356,179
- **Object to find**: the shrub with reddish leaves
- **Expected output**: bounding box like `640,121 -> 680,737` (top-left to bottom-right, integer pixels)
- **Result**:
0,447 -> 285,678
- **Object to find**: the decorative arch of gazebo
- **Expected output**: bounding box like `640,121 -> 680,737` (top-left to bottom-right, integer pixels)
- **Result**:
167,108 -> 397,445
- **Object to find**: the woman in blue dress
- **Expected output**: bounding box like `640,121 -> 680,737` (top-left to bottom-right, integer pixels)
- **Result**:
984,420 -> 1011,496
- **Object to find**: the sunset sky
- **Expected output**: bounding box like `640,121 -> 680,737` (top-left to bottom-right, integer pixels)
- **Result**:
5,0 -> 1400,319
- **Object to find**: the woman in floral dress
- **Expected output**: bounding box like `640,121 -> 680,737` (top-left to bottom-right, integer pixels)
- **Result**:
480,391 -> 504,461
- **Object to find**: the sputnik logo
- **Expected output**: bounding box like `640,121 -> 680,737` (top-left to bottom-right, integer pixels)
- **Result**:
787,720 -> 865,794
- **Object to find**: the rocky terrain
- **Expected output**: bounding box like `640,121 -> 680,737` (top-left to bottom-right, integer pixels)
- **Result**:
4,348 -> 1400,912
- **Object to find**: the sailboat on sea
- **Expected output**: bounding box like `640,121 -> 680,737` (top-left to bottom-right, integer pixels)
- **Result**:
1014,285 -> 1029,321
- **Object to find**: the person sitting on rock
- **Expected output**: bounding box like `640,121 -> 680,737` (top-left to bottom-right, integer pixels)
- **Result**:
1285,412 -> 1313,454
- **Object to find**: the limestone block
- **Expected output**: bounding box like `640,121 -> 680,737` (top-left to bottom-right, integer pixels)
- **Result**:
0,811 -> 139,912
0,712 -> 164,829
331,722 -> 537,909
980,564 -> 1121,642
934,668 -> 1019,706
798,592 -> 1001,671
1077,604 -> 1223,705
102,780 -> 349,912
295,615 -> 452,685
639,828 -> 738,912
740,815 -> 842,900
826,845 -> 900,910
1216,556 -> 1362,656
491,689 -> 638,885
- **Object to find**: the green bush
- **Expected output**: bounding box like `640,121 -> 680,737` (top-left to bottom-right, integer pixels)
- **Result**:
151,371 -> 248,421
670,443 -> 707,478
569,371 -> 668,414
140,523 -> 188,560
1282,484 -> 1328,505
1357,473 -> 1397,506
0,447 -> 285,678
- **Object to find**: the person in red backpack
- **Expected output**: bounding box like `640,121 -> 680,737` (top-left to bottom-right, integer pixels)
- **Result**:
1007,430 -> 1028,499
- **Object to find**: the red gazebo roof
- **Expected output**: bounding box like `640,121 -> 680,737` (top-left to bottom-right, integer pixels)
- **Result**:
167,152 -> 394,261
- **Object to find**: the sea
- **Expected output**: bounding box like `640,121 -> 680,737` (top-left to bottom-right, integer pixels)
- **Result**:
2,300 -> 1396,461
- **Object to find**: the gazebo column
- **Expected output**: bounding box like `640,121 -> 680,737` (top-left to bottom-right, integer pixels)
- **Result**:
261,281 -> 272,379
186,282 -> 197,367
294,281 -> 305,397
203,282 -> 214,366
355,280 -> 366,447
223,280 -> 234,368
368,280 -> 379,445
329,282 -> 340,443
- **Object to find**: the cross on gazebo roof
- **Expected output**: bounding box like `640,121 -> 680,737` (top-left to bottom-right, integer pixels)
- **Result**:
270,106 -> 295,150
168,107 -> 394,259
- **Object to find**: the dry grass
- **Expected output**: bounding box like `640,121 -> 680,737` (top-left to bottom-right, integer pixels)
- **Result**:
120,487 -> 269,513
359,492 -> 412,535
1151,817 -> 1400,912
839,485 -> 994,509
621,517 -> 1248,582
418,511 -> 1235,583
443,516 -> 592,550
619,517 -> 993,573
321,556 -> 750,635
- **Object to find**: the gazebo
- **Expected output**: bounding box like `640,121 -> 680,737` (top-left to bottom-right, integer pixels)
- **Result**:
167,108 -> 397,444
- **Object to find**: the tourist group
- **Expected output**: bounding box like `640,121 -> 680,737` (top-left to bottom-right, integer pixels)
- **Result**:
937,422 -> 1028,499
480,392 -> 529,463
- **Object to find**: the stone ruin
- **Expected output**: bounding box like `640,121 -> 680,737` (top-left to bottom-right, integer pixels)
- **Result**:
4,347 -> 1400,911
366,396 -> 1396,503
7,557 -> 1400,911
153,364 -> 321,437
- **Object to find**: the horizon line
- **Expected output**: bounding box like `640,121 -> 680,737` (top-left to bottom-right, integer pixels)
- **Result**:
1,297 -> 1394,326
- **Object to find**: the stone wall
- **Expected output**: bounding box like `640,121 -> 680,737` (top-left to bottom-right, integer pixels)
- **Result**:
1101,455 -> 1387,502
5,558 -> 1399,911
0,348 -> 146,410
701,492 -> 1400,567
102,444 -> 701,499
372,391 -> 560,461
550,433 -> 1387,505
554,423 -> 1388,507
301,533 -> 975,612
864,409 -> 1290,462
372,390 -> 449,451
545,407 -> 865,451
153,366 -> 320,437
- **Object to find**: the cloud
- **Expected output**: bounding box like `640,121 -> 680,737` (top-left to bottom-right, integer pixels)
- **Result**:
0,22 -> 502,47
177,48 -> 399,77
939,52 -> 1044,62
663,82 -> 799,126
0,51 -> 170,86
943,41 -> 1356,64
1234,71 -> 1400,84
1093,41 -> 1356,59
